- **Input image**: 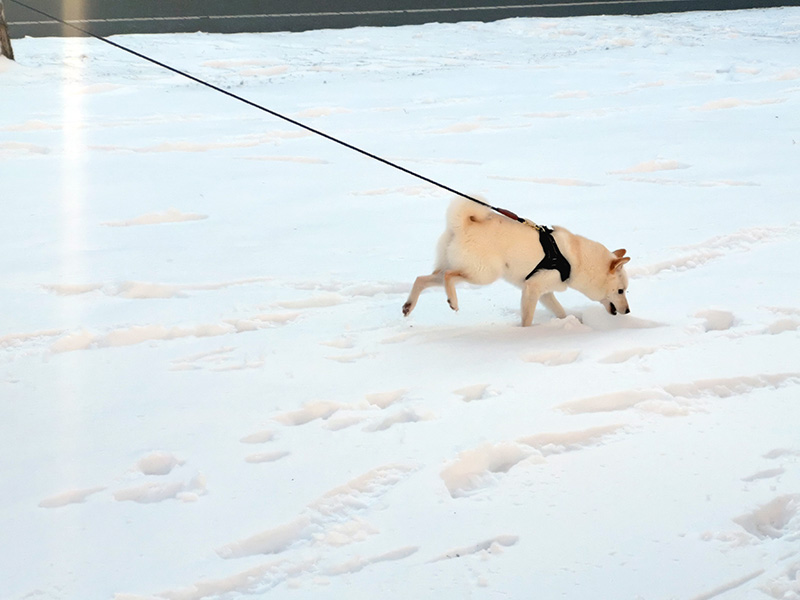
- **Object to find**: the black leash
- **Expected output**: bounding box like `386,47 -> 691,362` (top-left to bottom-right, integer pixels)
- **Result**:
8,0 -> 532,220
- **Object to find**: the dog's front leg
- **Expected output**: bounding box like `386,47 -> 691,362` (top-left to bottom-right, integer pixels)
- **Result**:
540,292 -> 567,319
521,280 -> 542,327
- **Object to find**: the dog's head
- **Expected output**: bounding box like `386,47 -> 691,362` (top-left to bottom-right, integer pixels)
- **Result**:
601,249 -> 631,316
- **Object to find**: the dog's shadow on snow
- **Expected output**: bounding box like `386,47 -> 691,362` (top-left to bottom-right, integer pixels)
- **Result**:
403,307 -> 662,346
578,306 -> 662,331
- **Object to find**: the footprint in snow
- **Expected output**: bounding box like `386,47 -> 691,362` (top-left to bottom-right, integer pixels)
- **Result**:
319,335 -> 356,349
440,425 -> 627,498
453,384 -> 495,402
608,159 -> 691,175
273,400 -> 346,426
245,451 -> 291,464
558,373 -> 800,416
327,390 -> 409,431
763,448 -> 800,460
362,407 -> 433,432
694,308 -> 736,332
257,389 -> 417,433
518,424 -> 625,457
101,208 -> 207,227
692,97 -> 786,111
325,546 -> 419,576
440,442 -> 533,498
521,350 -> 581,366
429,534 -> 519,562
326,351 -> 374,363
239,430 -> 291,463
732,494 -> 800,540
140,465 -> 417,598
39,486 -> 107,509
326,414 -> 367,431
365,389 -> 407,409
599,346 -> 659,364
741,467 -> 785,483
170,346 -> 237,371
115,451 -> 206,504
136,451 -> 185,475
216,463 -> 417,559
319,334 -> 373,362
275,293 -> 345,310
764,318 -> 799,335
629,224 -> 797,278
113,475 -> 207,504
240,429 -> 277,444
39,450 -> 201,508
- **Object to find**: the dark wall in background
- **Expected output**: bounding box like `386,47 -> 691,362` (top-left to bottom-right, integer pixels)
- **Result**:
7,0 -> 800,38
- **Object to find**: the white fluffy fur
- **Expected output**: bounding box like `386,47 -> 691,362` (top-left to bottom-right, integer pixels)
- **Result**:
403,197 -> 631,326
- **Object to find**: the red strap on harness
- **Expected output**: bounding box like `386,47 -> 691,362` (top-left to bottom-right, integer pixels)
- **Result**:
494,207 -> 522,222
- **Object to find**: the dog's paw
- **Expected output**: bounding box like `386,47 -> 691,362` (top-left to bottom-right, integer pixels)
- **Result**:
402,302 -> 412,316
447,299 -> 459,312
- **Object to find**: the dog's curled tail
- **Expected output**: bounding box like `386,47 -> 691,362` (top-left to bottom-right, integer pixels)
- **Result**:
445,196 -> 495,231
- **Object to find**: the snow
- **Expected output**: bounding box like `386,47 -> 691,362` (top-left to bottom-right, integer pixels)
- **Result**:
2,7 -> 800,600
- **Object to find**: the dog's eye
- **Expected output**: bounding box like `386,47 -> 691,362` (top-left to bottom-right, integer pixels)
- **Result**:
618,289 -> 624,295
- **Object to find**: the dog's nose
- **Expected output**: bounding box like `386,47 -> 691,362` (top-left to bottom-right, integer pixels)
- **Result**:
625,307 -> 630,314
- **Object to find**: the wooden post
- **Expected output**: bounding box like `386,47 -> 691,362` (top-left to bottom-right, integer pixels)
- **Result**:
0,1 -> 14,61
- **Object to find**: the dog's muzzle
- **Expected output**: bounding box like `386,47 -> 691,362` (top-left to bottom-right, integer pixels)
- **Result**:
609,302 -> 631,316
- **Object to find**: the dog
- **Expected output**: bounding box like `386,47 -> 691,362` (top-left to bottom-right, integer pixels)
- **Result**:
402,197 -> 631,326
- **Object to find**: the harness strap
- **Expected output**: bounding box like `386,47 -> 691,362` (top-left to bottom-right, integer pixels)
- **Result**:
495,206 -> 545,231
525,226 -> 571,282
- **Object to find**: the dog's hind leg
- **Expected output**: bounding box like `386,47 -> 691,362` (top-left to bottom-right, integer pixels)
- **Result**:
540,292 -> 567,319
444,270 -> 468,312
403,270 -> 444,316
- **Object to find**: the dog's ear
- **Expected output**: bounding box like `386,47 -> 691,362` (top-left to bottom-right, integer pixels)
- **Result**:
610,256 -> 631,273
613,249 -> 627,258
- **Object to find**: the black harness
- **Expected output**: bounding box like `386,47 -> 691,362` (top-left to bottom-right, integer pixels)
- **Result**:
525,226 -> 571,282
493,207 -> 571,283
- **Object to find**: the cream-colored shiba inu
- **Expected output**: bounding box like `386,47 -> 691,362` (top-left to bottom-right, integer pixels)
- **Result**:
402,197 -> 631,326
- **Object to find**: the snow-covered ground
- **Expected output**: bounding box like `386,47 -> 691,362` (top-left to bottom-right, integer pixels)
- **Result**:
2,7 -> 800,600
